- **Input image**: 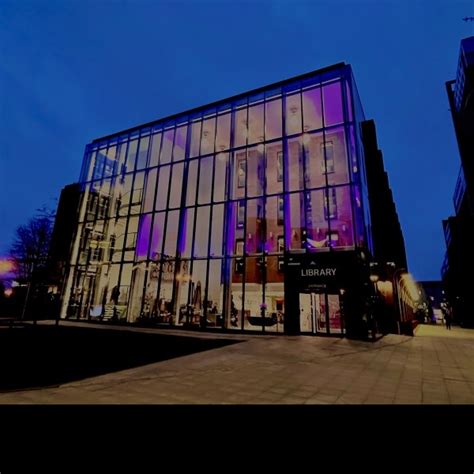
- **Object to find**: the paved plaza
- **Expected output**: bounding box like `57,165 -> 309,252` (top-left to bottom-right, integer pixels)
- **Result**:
1,320 -> 474,404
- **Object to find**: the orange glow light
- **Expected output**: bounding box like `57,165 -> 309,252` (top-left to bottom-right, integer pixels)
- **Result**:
0,259 -> 15,276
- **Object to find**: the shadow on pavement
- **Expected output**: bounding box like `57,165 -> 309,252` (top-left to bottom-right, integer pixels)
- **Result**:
0,325 -> 241,391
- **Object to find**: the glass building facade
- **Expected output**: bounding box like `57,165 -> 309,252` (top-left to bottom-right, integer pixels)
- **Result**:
62,62 -> 374,337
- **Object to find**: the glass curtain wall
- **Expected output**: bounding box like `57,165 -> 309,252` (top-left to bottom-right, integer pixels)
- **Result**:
62,65 -> 367,331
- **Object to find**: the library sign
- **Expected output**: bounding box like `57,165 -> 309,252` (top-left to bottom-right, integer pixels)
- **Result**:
285,256 -> 346,289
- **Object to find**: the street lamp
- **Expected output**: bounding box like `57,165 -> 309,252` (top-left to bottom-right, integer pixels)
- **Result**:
369,274 -> 379,294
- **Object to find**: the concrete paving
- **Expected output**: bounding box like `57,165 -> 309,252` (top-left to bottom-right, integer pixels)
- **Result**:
1,320 -> 474,404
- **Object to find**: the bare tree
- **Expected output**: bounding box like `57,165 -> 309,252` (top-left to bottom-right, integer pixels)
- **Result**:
10,207 -> 55,283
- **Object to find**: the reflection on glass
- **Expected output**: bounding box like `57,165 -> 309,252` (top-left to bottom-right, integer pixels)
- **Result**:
303,87 -> 323,131
265,99 -> 282,140
285,93 -> 302,136
149,133 -> 162,167
66,65 -> 366,333
323,81 -> 343,126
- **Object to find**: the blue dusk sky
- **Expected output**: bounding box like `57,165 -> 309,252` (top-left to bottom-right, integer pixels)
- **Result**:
0,0 -> 472,281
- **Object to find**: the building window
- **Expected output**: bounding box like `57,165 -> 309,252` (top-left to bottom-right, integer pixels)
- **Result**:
237,155 -> 246,188
324,188 -> 338,219
277,151 -> 283,182
237,200 -> 245,228
235,239 -> 244,256
277,236 -> 284,253
321,141 -> 334,174
277,195 -> 284,225
326,231 -> 339,247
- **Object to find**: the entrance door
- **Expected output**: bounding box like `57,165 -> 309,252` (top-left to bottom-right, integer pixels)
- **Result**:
327,294 -> 342,334
299,291 -> 343,335
299,293 -> 313,332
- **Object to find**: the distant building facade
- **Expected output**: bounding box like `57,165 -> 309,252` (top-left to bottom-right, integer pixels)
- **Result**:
443,36 -> 474,327
59,62 -> 407,338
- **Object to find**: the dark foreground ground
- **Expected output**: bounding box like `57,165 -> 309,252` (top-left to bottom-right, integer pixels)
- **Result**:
0,325 -> 241,391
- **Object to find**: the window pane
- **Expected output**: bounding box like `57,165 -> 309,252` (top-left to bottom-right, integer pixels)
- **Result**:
247,146 -> 264,198
248,103 -> 264,145
190,121 -> 202,158
229,260 -> 243,329
265,98 -> 282,140
324,127 -> 349,186
214,153 -> 227,202
285,93 -> 302,136
103,146 -> 117,178
186,159 -> 198,206
181,208 -> 195,258
176,259 -> 191,325
227,201 -> 245,256
149,212 -> 165,260
198,156 -> 213,204
169,162 -> 184,208
124,215 -> 139,260
163,210 -> 179,258
263,255 -> 285,333
111,218 -> 127,262
243,257 -> 264,332
323,81 -> 343,127
287,138 -> 303,191
232,150 -> 246,200
173,125 -> 187,162
136,136 -> 150,170
201,117 -> 216,156
302,131 -> 325,189
131,172 -> 145,214
188,260 -> 207,325
207,260 -> 224,327
305,189 -> 329,250
91,150 -> 104,181
303,87 -> 323,132
155,166 -> 170,210
194,206 -> 210,257
345,79 -> 353,122
143,169 -> 157,213
246,198 -> 264,255
160,129 -> 174,164
289,192 -> 304,250
264,196 -> 284,253
136,213 -> 152,261
216,113 -> 231,152
149,133 -> 162,168
125,140 -> 138,172
117,142 -> 127,175
265,141 -> 283,195
158,259 -> 175,323
117,263 -> 133,309
329,185 -> 354,248
210,204 -> 224,257
234,107 -> 247,148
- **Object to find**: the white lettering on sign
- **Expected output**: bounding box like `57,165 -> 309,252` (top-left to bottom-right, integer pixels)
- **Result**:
300,268 -> 337,277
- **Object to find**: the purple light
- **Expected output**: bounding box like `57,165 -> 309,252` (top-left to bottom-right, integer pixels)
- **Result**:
136,213 -> 152,259
323,82 -> 343,126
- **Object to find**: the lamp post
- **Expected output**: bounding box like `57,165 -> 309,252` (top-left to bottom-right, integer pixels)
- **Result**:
369,274 -> 379,340
392,267 -> 407,334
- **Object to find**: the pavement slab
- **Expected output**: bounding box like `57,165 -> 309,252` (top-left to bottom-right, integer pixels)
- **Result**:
1,320 -> 474,404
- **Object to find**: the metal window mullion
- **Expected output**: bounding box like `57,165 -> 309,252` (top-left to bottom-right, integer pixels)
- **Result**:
203,116 -> 219,324
155,162 -> 175,315
175,123 -> 194,281
320,85 -> 332,249
241,101 -> 250,331
222,105 -> 237,329
107,136 -> 130,318
188,119 -> 204,311
151,130 -> 166,315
